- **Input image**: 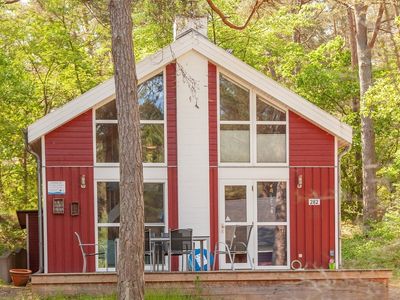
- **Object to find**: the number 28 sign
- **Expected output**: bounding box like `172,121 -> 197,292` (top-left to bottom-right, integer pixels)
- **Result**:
308,198 -> 320,206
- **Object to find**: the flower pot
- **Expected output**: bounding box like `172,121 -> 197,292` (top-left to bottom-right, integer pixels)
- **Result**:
9,269 -> 32,287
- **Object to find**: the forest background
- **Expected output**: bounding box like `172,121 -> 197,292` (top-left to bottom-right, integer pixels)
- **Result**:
0,0 -> 400,275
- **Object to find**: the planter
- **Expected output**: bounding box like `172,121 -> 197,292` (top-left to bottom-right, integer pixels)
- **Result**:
9,268 -> 32,286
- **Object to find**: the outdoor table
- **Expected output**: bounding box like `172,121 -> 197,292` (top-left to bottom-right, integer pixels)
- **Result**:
192,235 -> 211,271
151,236 -> 171,272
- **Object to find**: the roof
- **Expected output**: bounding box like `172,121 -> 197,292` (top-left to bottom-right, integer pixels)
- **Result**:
27,30 -> 352,145
16,210 -> 38,229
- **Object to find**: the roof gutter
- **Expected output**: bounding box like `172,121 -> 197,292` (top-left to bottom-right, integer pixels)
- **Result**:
337,143 -> 351,268
24,129 -> 43,274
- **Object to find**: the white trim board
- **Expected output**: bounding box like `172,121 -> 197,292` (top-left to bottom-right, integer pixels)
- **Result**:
28,30 -> 352,144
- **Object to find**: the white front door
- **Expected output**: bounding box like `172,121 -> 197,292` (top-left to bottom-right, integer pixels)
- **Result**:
218,180 -> 289,270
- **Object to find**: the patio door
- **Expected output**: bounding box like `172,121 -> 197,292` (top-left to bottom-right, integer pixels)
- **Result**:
218,181 -> 289,270
219,182 -> 254,269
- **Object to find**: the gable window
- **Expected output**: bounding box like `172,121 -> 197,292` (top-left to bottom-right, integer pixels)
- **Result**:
95,72 -> 165,164
219,75 -> 250,163
219,74 -> 287,164
256,97 -> 286,163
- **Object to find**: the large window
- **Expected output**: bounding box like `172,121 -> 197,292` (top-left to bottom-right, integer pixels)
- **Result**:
95,72 -> 165,164
219,75 -> 287,164
220,75 -> 250,163
256,97 -> 286,163
96,181 -> 166,270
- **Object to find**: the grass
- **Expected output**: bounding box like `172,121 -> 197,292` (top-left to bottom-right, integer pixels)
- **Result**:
37,290 -> 197,300
341,211 -> 400,278
0,287 -> 200,300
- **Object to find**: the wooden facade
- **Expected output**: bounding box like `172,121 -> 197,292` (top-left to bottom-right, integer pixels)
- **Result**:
27,30 -> 352,274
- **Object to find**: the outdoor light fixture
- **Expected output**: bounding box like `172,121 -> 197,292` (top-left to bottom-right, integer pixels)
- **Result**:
297,174 -> 303,189
80,175 -> 86,189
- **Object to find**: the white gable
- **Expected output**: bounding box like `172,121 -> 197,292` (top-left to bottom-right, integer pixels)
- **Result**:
27,30 -> 352,144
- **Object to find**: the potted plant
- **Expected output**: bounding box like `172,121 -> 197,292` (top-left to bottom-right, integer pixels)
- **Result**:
9,269 -> 32,286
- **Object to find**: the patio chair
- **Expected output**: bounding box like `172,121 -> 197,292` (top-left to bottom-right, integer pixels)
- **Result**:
213,224 -> 254,271
169,228 -> 193,271
145,229 -> 155,271
74,232 -> 104,273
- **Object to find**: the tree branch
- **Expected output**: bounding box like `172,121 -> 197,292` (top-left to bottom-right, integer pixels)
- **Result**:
3,0 -> 20,4
205,0 -> 270,30
368,3 -> 384,48
334,0 -> 354,10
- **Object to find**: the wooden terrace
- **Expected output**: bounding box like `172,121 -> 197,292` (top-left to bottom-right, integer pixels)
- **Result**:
31,269 -> 392,298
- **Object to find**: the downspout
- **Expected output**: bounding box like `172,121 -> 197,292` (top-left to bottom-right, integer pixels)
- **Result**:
24,129 -> 43,273
337,143 -> 351,268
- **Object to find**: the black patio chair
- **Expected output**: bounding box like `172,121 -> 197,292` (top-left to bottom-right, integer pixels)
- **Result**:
213,224 -> 254,270
169,228 -> 193,271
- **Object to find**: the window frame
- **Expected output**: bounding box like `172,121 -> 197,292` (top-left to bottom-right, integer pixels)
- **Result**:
217,70 -> 289,167
93,69 -> 167,167
254,180 -> 289,269
94,179 -> 168,272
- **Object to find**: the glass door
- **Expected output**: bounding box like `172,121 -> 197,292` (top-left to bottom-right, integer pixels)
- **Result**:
255,181 -> 288,268
218,180 -> 289,270
219,182 -> 253,269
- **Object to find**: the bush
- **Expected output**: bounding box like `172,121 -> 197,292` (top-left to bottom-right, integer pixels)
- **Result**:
0,214 -> 25,255
342,207 -> 400,277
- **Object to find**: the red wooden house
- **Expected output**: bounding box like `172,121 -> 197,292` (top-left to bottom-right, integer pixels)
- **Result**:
27,18 -> 352,273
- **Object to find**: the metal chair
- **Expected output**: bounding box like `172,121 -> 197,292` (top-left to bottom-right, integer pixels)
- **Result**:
213,224 -> 254,270
169,228 -> 193,271
74,232 -> 104,273
145,229 -> 155,271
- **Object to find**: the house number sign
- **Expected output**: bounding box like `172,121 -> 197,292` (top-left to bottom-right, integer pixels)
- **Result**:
308,198 -> 320,206
48,181 -> 66,195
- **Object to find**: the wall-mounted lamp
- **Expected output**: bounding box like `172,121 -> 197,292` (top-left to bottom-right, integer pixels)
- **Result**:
297,175 -> 303,189
80,175 -> 86,189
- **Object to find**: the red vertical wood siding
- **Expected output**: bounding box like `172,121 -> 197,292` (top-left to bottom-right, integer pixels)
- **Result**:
45,110 -> 94,273
45,110 -> 93,166
208,62 -> 219,268
27,213 -> 39,273
166,63 -> 179,270
289,111 -> 335,269
289,111 -> 334,166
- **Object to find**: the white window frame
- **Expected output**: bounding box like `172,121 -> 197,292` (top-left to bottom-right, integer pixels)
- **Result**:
254,95 -> 288,166
218,179 -> 290,270
93,69 -> 167,167
253,180 -> 290,270
94,179 -> 168,272
217,69 -> 289,167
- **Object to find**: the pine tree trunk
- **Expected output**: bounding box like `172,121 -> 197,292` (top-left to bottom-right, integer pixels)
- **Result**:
347,6 -> 363,205
109,0 -> 145,299
354,4 -> 378,225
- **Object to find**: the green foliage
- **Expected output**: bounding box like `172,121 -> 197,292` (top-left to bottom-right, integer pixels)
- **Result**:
0,214 -> 25,254
342,208 -> 400,277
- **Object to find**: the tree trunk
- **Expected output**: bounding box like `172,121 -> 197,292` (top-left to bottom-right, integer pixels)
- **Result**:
354,4 -> 378,225
347,6 -> 363,205
109,1 -> 145,299
273,182 -> 286,265
23,148 -> 28,204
